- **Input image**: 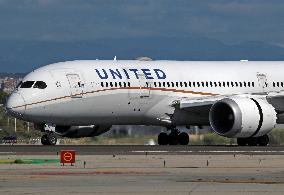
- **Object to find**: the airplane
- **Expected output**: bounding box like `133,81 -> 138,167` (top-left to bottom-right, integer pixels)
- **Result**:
5,59 -> 284,146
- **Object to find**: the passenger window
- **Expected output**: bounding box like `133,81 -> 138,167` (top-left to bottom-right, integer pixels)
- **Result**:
171,82 -> 174,87
193,82 -> 195,87
235,82 -> 238,87
167,82 -> 170,87
210,81 -> 213,87
281,82 -> 284,87
223,82 -> 225,87
176,82 -> 179,87
101,82 -> 104,87
252,82 -> 255,87
128,82 -> 131,87
231,82 -> 234,87
218,82 -> 221,87
184,82 -> 187,87
188,82 -> 191,87
227,82 -> 230,87
248,82 -> 250,87
206,81 -> 208,87
243,82 -> 246,87
163,82 -> 166,87
201,82 -> 204,87
154,82 -> 157,87
158,82 -> 162,87
20,81 -> 35,88
197,82 -> 200,87
33,81 -> 47,89
214,82 -> 217,87
118,82 -> 122,87
277,82 -> 280,87
180,82 -> 183,87
114,82 -> 117,87
239,82 -> 242,87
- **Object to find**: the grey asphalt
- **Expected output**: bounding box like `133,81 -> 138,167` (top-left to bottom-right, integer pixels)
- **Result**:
1,145 -> 284,155
1,146 -> 284,194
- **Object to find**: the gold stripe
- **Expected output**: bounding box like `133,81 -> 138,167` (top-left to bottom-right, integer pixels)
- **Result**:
12,87 -> 219,109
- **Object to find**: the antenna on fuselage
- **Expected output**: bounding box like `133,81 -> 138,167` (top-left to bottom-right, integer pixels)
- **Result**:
114,56 -> 117,61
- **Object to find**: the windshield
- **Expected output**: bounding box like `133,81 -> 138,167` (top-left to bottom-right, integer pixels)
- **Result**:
20,81 -> 35,88
33,81 -> 47,89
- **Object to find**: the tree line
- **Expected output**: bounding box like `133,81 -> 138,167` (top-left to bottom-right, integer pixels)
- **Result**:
0,91 -> 8,105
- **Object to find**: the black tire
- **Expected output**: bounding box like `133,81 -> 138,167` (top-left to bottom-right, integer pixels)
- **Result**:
168,132 -> 179,145
178,132 -> 189,145
247,138 -> 258,146
158,132 -> 169,145
257,135 -> 269,146
47,134 -> 57,145
41,134 -> 49,145
237,138 -> 247,146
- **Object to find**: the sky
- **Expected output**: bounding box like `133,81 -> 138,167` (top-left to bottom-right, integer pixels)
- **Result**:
0,0 -> 284,45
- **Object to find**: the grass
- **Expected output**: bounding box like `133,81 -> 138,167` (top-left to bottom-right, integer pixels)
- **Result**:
0,159 -> 60,164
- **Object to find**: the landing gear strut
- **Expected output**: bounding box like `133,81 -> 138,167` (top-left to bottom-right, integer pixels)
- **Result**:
158,128 -> 189,145
41,133 -> 57,145
237,135 -> 269,146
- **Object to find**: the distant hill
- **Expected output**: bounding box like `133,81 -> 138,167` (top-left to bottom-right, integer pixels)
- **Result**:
0,73 -> 26,78
1,36 -> 284,72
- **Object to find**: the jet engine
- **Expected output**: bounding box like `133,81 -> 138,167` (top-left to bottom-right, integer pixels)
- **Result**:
54,125 -> 112,138
209,97 -> 277,138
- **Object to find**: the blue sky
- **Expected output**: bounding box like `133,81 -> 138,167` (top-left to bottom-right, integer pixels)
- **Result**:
0,0 -> 284,45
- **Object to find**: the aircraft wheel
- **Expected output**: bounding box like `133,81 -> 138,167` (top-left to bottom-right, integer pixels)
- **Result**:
237,138 -> 247,146
41,134 -> 49,145
257,135 -> 269,146
47,134 -> 57,145
247,137 -> 258,146
168,132 -> 179,145
178,132 -> 189,145
158,132 -> 169,145
41,134 -> 57,145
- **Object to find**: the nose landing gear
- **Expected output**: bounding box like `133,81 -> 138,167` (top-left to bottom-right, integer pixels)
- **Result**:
158,128 -> 189,145
41,133 -> 57,145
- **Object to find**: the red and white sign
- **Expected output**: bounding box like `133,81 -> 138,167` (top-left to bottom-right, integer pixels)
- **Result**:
60,150 -> 76,164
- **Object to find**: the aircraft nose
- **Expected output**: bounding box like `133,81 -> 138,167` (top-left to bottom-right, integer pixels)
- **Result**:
5,93 -> 26,118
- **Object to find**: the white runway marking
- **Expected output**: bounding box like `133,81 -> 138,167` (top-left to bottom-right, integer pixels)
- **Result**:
132,150 -> 284,153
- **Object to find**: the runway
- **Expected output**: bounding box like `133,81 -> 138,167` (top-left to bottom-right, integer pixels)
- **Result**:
1,145 -> 284,155
1,145 -> 284,194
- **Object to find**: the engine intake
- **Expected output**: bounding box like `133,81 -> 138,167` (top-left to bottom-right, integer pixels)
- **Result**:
209,97 -> 277,138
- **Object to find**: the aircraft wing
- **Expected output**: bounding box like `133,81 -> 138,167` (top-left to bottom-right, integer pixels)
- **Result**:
267,91 -> 284,113
176,96 -> 225,111
176,91 -> 284,115
169,96 -> 226,125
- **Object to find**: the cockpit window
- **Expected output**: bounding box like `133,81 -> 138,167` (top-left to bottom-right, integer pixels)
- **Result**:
16,81 -> 23,88
33,81 -> 47,89
20,81 -> 35,88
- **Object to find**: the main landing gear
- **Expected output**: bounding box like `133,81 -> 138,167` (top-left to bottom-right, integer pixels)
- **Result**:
158,128 -> 189,145
237,135 -> 269,146
41,132 -> 57,145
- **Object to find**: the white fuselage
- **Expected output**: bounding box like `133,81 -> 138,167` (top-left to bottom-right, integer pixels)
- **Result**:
5,60 -> 284,127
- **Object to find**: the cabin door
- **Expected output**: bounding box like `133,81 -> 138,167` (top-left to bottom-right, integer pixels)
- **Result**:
257,73 -> 268,93
66,74 -> 84,98
138,73 -> 151,98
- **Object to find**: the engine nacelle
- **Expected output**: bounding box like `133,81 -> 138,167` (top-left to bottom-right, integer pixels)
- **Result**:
209,97 -> 277,138
55,125 -> 112,138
